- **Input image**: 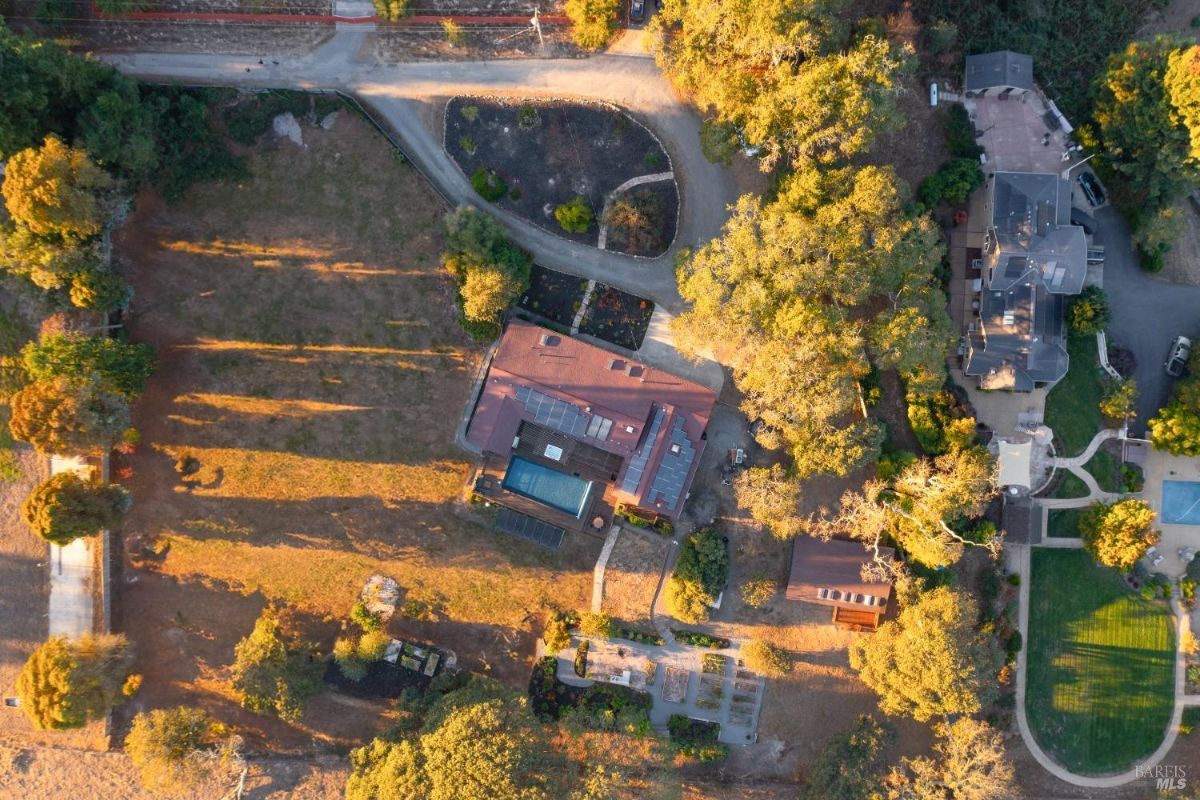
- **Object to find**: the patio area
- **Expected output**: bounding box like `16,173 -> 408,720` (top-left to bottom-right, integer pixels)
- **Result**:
1140,449 -> 1200,578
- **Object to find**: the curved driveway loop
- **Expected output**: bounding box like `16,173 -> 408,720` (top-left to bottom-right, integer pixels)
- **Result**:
101,32 -> 740,314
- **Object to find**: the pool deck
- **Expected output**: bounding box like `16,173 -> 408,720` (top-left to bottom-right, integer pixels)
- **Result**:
474,457 -> 614,536
1140,448 -> 1200,578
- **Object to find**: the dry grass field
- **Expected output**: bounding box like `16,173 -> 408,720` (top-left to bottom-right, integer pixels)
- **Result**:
111,108 -> 596,751
600,528 -> 670,626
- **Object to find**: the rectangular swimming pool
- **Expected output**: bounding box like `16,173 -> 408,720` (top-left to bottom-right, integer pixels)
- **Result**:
1162,480 -> 1200,525
502,456 -> 593,518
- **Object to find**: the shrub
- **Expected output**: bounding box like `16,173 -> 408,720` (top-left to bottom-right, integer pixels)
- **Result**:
350,601 -> 382,633
741,639 -> 791,676
1006,573 -> 1020,587
699,118 -> 740,165
1005,631 -> 1023,664
578,611 -> 614,639
1067,286 -> 1111,334
18,634 -> 135,730
574,640 -> 589,677
665,528 -> 728,623
442,18 -> 464,45
671,629 -> 731,649
126,707 -> 242,795
603,190 -> 667,254
458,134 -> 477,155
925,19 -> 958,54
460,104 -> 479,122
516,104 -> 540,129
22,471 -> 130,545
459,263 -> 520,322
231,607 -> 324,721
917,157 -> 984,209
739,576 -> 777,608
554,197 -> 593,233
70,269 -> 130,312
614,504 -> 673,535
371,0 -> 409,20
565,0 -> 620,49
667,714 -> 728,761
358,630 -> 391,662
470,167 -> 508,202
939,104 -> 983,159
333,637 -> 367,682
543,615 -> 572,653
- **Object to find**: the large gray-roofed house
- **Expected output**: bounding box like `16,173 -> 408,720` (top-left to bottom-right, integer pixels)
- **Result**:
965,50 -> 1034,93
963,171 -> 1085,391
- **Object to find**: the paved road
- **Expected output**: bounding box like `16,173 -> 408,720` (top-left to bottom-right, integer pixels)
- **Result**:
1095,205 -> 1200,431
101,28 -> 740,313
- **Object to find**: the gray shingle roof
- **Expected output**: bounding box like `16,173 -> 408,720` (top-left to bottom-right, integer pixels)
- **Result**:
965,51 -> 1034,92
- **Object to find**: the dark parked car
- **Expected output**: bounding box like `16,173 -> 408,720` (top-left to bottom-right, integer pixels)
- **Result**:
629,0 -> 644,23
1078,172 -> 1105,207
1166,335 -> 1192,378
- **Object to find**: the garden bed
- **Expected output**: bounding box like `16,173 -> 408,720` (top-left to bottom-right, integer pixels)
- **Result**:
527,656 -> 652,723
444,96 -> 677,256
517,265 -> 588,329
323,649 -> 444,699
579,283 -> 654,350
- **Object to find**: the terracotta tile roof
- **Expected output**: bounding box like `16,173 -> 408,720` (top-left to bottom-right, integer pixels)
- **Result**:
466,320 -> 717,517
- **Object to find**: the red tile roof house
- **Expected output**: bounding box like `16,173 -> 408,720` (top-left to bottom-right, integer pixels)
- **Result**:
786,536 -> 895,631
466,320 -> 718,534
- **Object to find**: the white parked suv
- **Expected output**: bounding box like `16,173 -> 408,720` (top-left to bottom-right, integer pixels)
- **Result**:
1165,335 -> 1192,378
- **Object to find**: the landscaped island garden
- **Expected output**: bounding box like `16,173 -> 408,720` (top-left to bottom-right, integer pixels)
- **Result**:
444,96 -> 679,257
1025,548 -> 1176,774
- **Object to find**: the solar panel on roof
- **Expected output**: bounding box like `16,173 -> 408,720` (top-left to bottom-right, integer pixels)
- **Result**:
649,416 -> 696,509
620,406 -> 664,495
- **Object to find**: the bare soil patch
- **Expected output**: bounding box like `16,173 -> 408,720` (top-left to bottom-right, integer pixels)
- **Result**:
600,528 -> 669,626
444,96 -> 678,256
1159,198 -> 1200,286
1138,0 -> 1200,39
111,109 -> 595,753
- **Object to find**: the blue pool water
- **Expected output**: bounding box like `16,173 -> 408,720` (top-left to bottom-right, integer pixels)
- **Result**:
1162,480 -> 1200,525
502,456 -> 593,518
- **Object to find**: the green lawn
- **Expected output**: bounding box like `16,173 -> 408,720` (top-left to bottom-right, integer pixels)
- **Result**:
1026,549 -> 1176,774
1084,449 -> 1122,494
1051,470 -> 1089,500
1045,335 -> 1103,457
1046,508 -> 1084,538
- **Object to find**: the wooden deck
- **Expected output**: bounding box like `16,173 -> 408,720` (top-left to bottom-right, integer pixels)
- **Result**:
831,606 -> 882,632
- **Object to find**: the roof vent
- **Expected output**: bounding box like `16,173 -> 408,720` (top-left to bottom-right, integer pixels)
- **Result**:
624,425 -> 635,434
625,364 -> 643,378
608,358 -> 625,370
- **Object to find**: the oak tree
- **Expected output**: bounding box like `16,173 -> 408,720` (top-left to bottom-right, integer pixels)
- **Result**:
850,586 -> 1004,721
1079,499 -> 1159,571
17,634 -> 136,730
9,376 -> 131,455
22,471 -> 130,545
2,135 -> 113,240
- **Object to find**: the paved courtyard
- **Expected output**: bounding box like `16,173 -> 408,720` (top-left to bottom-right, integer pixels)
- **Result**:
557,636 -> 766,746
1140,449 -> 1200,579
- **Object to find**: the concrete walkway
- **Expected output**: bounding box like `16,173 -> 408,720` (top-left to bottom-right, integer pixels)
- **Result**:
1011,543 -> 1198,788
100,30 -> 740,315
46,456 -> 95,640
1051,428 -> 1121,470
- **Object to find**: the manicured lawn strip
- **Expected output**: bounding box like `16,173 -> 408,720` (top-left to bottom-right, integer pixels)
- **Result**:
1047,508 -> 1084,539
1084,449 -> 1122,494
1026,549 -> 1175,774
1051,470 -> 1089,500
1045,335 -> 1103,457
